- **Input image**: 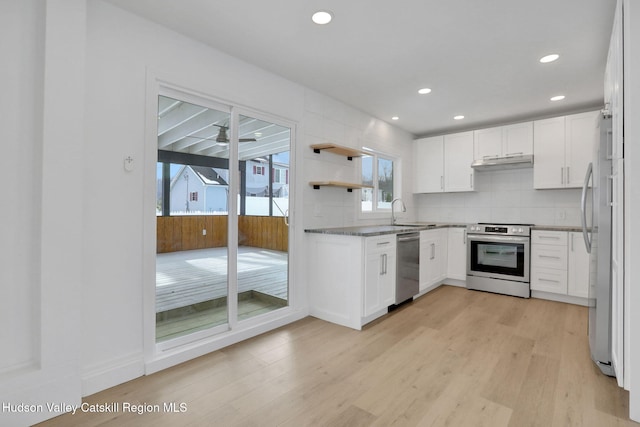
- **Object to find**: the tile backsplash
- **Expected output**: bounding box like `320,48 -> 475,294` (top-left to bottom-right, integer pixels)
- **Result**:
414,168 -> 583,226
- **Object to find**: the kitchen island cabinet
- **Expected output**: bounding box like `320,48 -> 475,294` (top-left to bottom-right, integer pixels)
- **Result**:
306,232 -> 396,330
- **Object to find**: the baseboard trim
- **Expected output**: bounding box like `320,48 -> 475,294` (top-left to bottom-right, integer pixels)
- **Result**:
531,290 -> 588,306
81,352 -> 144,397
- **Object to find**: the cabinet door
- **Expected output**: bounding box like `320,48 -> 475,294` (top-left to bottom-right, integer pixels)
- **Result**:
531,244 -> 568,270
473,126 -> 503,160
364,251 -> 384,317
414,136 -> 444,193
568,232 -> 589,298
435,229 -> 448,282
531,267 -> 568,294
444,131 -> 474,192
420,230 -> 446,290
534,116 -> 565,189
503,122 -> 533,156
565,111 -> 599,188
364,237 -> 396,317
447,228 -> 467,280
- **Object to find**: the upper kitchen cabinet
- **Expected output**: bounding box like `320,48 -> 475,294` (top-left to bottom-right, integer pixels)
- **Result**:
444,132 -> 475,192
414,132 -> 474,193
533,110 -> 600,189
414,136 -> 444,193
473,122 -> 533,160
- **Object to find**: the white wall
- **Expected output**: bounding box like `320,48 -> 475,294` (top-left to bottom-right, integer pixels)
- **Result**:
415,168 -> 583,226
302,91 -> 414,229
0,1 -> 87,425
80,0 -> 310,393
0,0 -> 44,377
79,0 -> 413,396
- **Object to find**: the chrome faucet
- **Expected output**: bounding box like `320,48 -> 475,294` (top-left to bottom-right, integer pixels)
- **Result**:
391,198 -> 406,225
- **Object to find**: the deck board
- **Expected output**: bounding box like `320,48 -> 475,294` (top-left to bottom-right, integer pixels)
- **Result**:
156,246 -> 288,313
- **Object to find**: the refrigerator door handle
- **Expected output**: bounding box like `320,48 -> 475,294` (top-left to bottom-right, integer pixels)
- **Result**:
581,162 -> 593,253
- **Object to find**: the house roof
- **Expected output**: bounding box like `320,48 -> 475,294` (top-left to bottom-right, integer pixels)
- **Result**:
190,166 -> 228,186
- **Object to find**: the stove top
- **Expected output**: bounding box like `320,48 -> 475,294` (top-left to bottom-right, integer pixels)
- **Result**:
468,223 -> 533,236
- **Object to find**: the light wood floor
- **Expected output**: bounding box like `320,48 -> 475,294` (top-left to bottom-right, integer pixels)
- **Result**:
36,286 -> 637,427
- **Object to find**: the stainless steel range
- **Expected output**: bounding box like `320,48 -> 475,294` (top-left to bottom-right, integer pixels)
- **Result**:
466,223 -> 532,298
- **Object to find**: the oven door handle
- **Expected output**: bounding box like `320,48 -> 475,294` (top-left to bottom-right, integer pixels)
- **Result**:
467,234 -> 529,244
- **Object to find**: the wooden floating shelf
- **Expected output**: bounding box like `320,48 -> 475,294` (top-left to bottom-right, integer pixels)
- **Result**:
310,143 -> 367,160
309,181 -> 373,192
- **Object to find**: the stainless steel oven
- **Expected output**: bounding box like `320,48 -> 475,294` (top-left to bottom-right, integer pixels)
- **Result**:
466,223 -> 532,298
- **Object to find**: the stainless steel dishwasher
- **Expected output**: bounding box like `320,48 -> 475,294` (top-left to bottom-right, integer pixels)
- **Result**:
396,232 -> 420,304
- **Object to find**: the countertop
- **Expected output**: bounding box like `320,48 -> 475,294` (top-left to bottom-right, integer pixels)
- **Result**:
531,225 -> 583,233
305,222 -> 582,237
304,222 -> 465,237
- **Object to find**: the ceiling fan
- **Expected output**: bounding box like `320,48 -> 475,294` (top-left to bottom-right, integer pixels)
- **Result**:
213,124 -> 257,144
182,124 -> 257,145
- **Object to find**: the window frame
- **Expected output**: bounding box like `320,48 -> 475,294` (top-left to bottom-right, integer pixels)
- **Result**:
358,149 -> 400,219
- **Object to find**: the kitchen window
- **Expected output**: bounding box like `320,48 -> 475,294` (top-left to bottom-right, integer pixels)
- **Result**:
361,152 -> 397,213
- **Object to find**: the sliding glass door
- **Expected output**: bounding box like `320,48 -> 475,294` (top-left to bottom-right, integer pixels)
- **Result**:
154,95 -> 290,344
236,114 -> 290,321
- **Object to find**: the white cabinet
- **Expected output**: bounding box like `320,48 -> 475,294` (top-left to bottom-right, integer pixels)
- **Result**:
364,235 -> 396,317
444,131 -> 475,192
474,122 -> 533,160
420,229 -> 447,291
533,111 -> 599,189
530,230 -> 589,302
447,227 -> 467,280
307,233 -> 396,330
413,132 -> 474,193
414,136 -> 444,193
567,232 -> 590,298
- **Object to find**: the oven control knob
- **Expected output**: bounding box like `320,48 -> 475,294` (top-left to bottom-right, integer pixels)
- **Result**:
518,227 -> 524,233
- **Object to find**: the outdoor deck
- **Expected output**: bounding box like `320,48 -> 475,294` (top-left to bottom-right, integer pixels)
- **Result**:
155,246 -> 288,313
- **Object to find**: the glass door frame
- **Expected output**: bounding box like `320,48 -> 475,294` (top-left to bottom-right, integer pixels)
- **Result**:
143,78 -> 297,362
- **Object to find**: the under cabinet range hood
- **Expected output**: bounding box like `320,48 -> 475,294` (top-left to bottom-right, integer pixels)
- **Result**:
471,154 -> 534,171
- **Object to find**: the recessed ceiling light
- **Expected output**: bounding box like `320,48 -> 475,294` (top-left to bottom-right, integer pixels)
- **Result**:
391,116 -> 399,121
312,10 -> 333,25
540,54 -> 560,63
418,88 -> 432,95
454,115 -> 465,120
254,132 -> 262,137
550,95 -> 566,101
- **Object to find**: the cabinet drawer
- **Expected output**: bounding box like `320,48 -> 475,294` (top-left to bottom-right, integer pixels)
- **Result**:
366,235 -> 396,254
531,267 -> 568,294
531,230 -> 568,246
531,244 -> 568,270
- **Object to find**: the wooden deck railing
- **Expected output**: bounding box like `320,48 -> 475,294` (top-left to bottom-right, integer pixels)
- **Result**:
157,215 -> 288,253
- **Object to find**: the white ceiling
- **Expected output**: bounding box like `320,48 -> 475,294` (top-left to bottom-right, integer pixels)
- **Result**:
106,0 -> 615,137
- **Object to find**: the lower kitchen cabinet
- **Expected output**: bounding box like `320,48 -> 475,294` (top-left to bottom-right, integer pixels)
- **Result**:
567,231 -> 590,298
307,233 -> 396,330
364,235 -> 396,317
530,230 -> 589,304
420,229 -> 447,292
447,227 -> 467,281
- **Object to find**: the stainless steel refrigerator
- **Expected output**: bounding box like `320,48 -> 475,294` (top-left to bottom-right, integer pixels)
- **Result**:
580,112 -> 614,377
